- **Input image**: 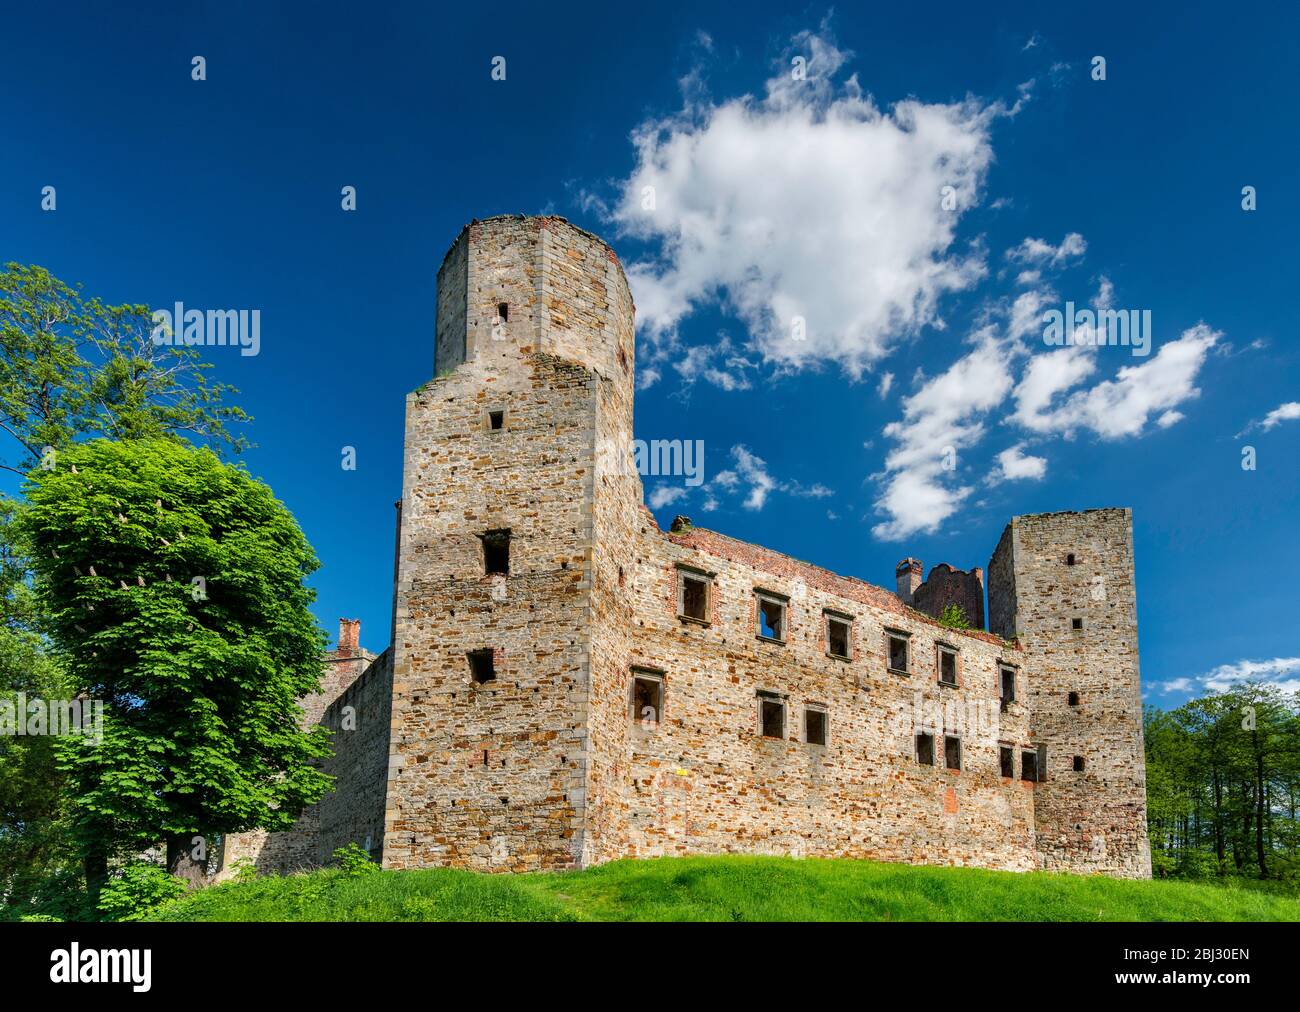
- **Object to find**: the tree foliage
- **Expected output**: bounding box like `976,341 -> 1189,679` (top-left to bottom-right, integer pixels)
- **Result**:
15,438 -> 332,900
1145,684 -> 1300,881
0,263 -> 250,474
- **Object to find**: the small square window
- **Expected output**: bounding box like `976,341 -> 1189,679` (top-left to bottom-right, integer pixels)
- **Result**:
1068,691 -> 1080,706
888,634 -> 909,673
999,745 -> 1014,779
1071,617 -> 1083,631
915,732 -> 935,766
679,572 -> 709,622
1000,667 -> 1016,710
468,649 -> 495,684
1066,553 -> 1076,566
631,671 -> 663,726
497,302 -> 509,322
482,529 -> 510,575
938,646 -> 958,686
827,616 -> 851,658
1021,750 -> 1039,783
1073,755 -> 1085,772
756,593 -> 785,641
944,735 -> 961,771
805,707 -> 827,747
759,696 -> 785,739
488,410 -> 504,430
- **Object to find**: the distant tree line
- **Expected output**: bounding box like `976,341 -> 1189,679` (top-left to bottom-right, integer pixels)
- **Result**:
1145,683 -> 1300,882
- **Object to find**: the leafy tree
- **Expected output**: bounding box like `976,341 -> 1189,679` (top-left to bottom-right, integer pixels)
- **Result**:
0,262 -> 249,474
0,500 -> 81,917
1145,684 -> 1300,883
16,438 -> 332,903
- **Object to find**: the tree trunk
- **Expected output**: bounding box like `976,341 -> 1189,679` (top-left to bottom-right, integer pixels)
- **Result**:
1254,731 -> 1268,878
166,833 -> 211,891
1211,768 -> 1225,874
84,847 -> 109,914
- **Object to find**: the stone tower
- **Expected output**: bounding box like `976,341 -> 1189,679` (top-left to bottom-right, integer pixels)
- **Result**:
987,509 -> 1151,877
381,215 -> 639,871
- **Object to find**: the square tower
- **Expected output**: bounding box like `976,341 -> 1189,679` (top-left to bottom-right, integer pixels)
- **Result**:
988,509 -> 1151,878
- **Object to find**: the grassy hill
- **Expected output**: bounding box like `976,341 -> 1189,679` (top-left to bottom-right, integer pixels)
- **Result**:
153,855 -> 1300,922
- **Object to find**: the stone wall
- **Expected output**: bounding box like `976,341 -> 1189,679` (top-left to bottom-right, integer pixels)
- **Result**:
219,630 -> 381,877
581,519 -> 1036,870
318,648 -> 393,862
987,509 -> 1151,878
912,563 -> 986,631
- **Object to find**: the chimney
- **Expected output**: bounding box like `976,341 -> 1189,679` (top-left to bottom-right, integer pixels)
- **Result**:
338,618 -> 360,658
895,558 -> 923,605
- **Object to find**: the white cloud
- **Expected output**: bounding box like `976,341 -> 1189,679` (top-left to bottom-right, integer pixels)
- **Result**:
648,485 -> 689,510
603,27 -> 1008,378
670,334 -> 758,393
1175,657 -> 1300,697
877,371 -> 894,399
1026,324 -> 1219,439
996,443 -> 1047,480
872,284 -> 1220,539
872,332 -> 1014,539
1005,232 -> 1086,268
731,445 -> 778,510
1260,401 -> 1300,431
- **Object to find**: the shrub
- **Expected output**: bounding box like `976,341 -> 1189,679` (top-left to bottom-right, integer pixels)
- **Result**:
332,843 -> 378,877
97,861 -> 188,921
937,603 -> 971,630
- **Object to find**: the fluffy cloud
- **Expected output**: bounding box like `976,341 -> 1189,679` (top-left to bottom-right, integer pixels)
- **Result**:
648,485 -> 689,510
872,332 -> 1014,539
1005,232 -> 1086,267
1260,401 -> 1300,431
604,28 -> 1007,378
1159,657 -> 1300,697
996,443 -> 1048,480
1021,323 -> 1219,440
872,287 -> 1218,539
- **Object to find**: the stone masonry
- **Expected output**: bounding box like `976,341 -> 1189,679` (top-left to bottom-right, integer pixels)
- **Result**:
226,215 -> 1150,879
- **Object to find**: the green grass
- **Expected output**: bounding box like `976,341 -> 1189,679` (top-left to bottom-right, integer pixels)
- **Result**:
152,856 -> 1300,922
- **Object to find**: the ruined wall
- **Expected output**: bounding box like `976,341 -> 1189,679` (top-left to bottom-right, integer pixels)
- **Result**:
912,563 -> 986,631
219,639 -> 380,877
583,520 -> 1037,871
434,230 -> 468,374
318,648 -> 393,862
987,509 -> 1151,878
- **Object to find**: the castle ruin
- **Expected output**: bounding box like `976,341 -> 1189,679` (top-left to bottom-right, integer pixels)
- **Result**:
225,215 -> 1151,879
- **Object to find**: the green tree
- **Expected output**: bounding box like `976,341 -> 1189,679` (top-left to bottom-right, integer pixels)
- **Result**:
0,263 -> 249,475
16,439 -> 332,903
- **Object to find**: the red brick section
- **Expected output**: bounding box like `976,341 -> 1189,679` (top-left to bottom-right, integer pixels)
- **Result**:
653,513 -> 1017,652
913,562 -> 986,630
338,618 -> 360,658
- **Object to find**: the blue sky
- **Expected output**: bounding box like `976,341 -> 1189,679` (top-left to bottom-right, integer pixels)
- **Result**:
2,1 -> 1296,706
